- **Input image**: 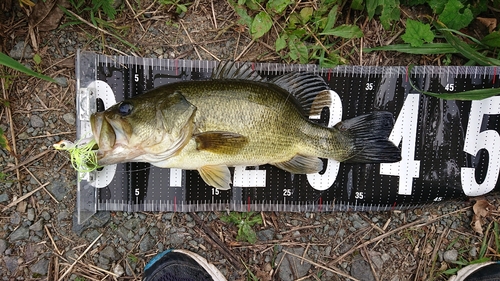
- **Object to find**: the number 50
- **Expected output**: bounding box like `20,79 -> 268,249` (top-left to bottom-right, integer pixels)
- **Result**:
461,97 -> 500,196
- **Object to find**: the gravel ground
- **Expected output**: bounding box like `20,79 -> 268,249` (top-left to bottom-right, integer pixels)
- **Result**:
1,1 -> 499,280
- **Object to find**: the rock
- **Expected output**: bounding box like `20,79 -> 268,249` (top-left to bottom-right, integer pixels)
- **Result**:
170,232 -> 186,246
0,239 -> 7,254
85,229 -> 101,242
54,77 -> 68,87
29,219 -> 44,232
139,234 -> 154,252
114,263 -> 125,277
9,41 -> 34,59
443,249 -> 458,263
30,115 -> 45,128
100,245 -> 119,261
27,208 -> 35,221
72,211 -> 110,236
41,211 -> 51,221
30,258 -> 49,275
98,255 -> 110,265
62,113 -> 75,125
0,193 -> 8,203
370,253 -> 384,269
149,226 -> 160,237
123,218 -> 140,231
10,212 -> 21,225
276,248 -> 311,280
57,210 -> 70,221
257,229 -> 274,241
469,246 -> 477,257
4,256 -> 18,274
18,132 -> 29,140
126,257 -> 137,276
351,259 -> 375,281
9,226 -> 30,242
47,181 -> 68,201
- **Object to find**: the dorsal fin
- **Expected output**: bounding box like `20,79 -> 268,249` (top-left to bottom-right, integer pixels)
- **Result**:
270,72 -> 331,117
211,61 -> 264,82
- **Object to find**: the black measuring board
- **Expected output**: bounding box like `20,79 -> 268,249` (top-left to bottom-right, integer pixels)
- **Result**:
77,52 -> 500,213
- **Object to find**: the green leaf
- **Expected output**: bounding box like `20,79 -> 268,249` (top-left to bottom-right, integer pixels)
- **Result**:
366,0 -> 382,19
229,0 -> 253,27
288,39 -> 308,64
442,268 -> 459,275
276,34 -> 287,51
322,5 -> 338,32
33,53 -> 42,65
266,0 -> 290,15
364,43 -> 458,54
287,12 -> 301,29
438,0 -> 473,30
0,52 -> 55,83
379,0 -> 400,29
405,0 -> 426,5
92,0 -> 116,19
250,11 -> 272,40
245,0 -> 261,11
366,0 -> 400,28
239,223 -> 257,243
407,65 -> 500,100
427,0 -> 446,14
350,0 -> 364,10
177,4 -> 187,13
320,24 -> 363,38
299,7 -> 313,24
435,22 -> 500,66
482,31 -> 500,48
401,19 -> 435,47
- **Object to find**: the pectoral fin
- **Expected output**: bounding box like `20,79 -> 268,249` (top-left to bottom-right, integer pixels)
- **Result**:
198,165 -> 232,190
194,131 -> 248,154
273,155 -> 323,174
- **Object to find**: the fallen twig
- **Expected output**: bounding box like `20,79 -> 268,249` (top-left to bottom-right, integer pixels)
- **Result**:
4,149 -> 52,173
283,249 -> 360,281
58,233 -> 103,280
191,212 -> 242,271
2,182 -> 49,212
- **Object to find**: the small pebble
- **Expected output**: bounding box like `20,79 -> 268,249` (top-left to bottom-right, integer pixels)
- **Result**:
443,249 -> 458,263
30,115 -> 45,128
0,193 -> 8,203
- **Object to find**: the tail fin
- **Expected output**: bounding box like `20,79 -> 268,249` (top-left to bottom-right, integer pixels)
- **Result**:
337,112 -> 401,163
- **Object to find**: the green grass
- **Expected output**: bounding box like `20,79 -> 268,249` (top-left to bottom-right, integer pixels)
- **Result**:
221,212 -> 263,244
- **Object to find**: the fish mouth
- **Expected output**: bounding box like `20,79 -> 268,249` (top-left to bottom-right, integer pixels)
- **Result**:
90,113 -> 130,165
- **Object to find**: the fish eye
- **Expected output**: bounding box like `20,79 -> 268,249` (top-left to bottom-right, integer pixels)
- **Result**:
118,102 -> 133,116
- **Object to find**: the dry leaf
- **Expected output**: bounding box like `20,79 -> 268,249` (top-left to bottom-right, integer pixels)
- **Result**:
473,199 -> 493,217
477,17 -> 497,33
29,0 -> 70,32
471,199 -> 493,234
472,214 -> 484,234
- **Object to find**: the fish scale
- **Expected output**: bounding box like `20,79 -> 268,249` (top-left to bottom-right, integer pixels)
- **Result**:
75,50 -> 500,224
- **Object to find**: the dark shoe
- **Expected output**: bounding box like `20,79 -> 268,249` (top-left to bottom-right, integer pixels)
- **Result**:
143,249 -> 227,281
448,261 -> 500,281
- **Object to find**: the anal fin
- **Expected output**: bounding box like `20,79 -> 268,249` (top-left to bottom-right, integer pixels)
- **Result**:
198,165 -> 232,190
273,155 -> 323,174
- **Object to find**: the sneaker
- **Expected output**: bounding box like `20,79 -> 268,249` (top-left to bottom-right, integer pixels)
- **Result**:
143,249 -> 227,281
448,261 -> 500,281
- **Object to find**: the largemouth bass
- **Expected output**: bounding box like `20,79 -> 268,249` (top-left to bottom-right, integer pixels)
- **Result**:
90,62 -> 401,189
